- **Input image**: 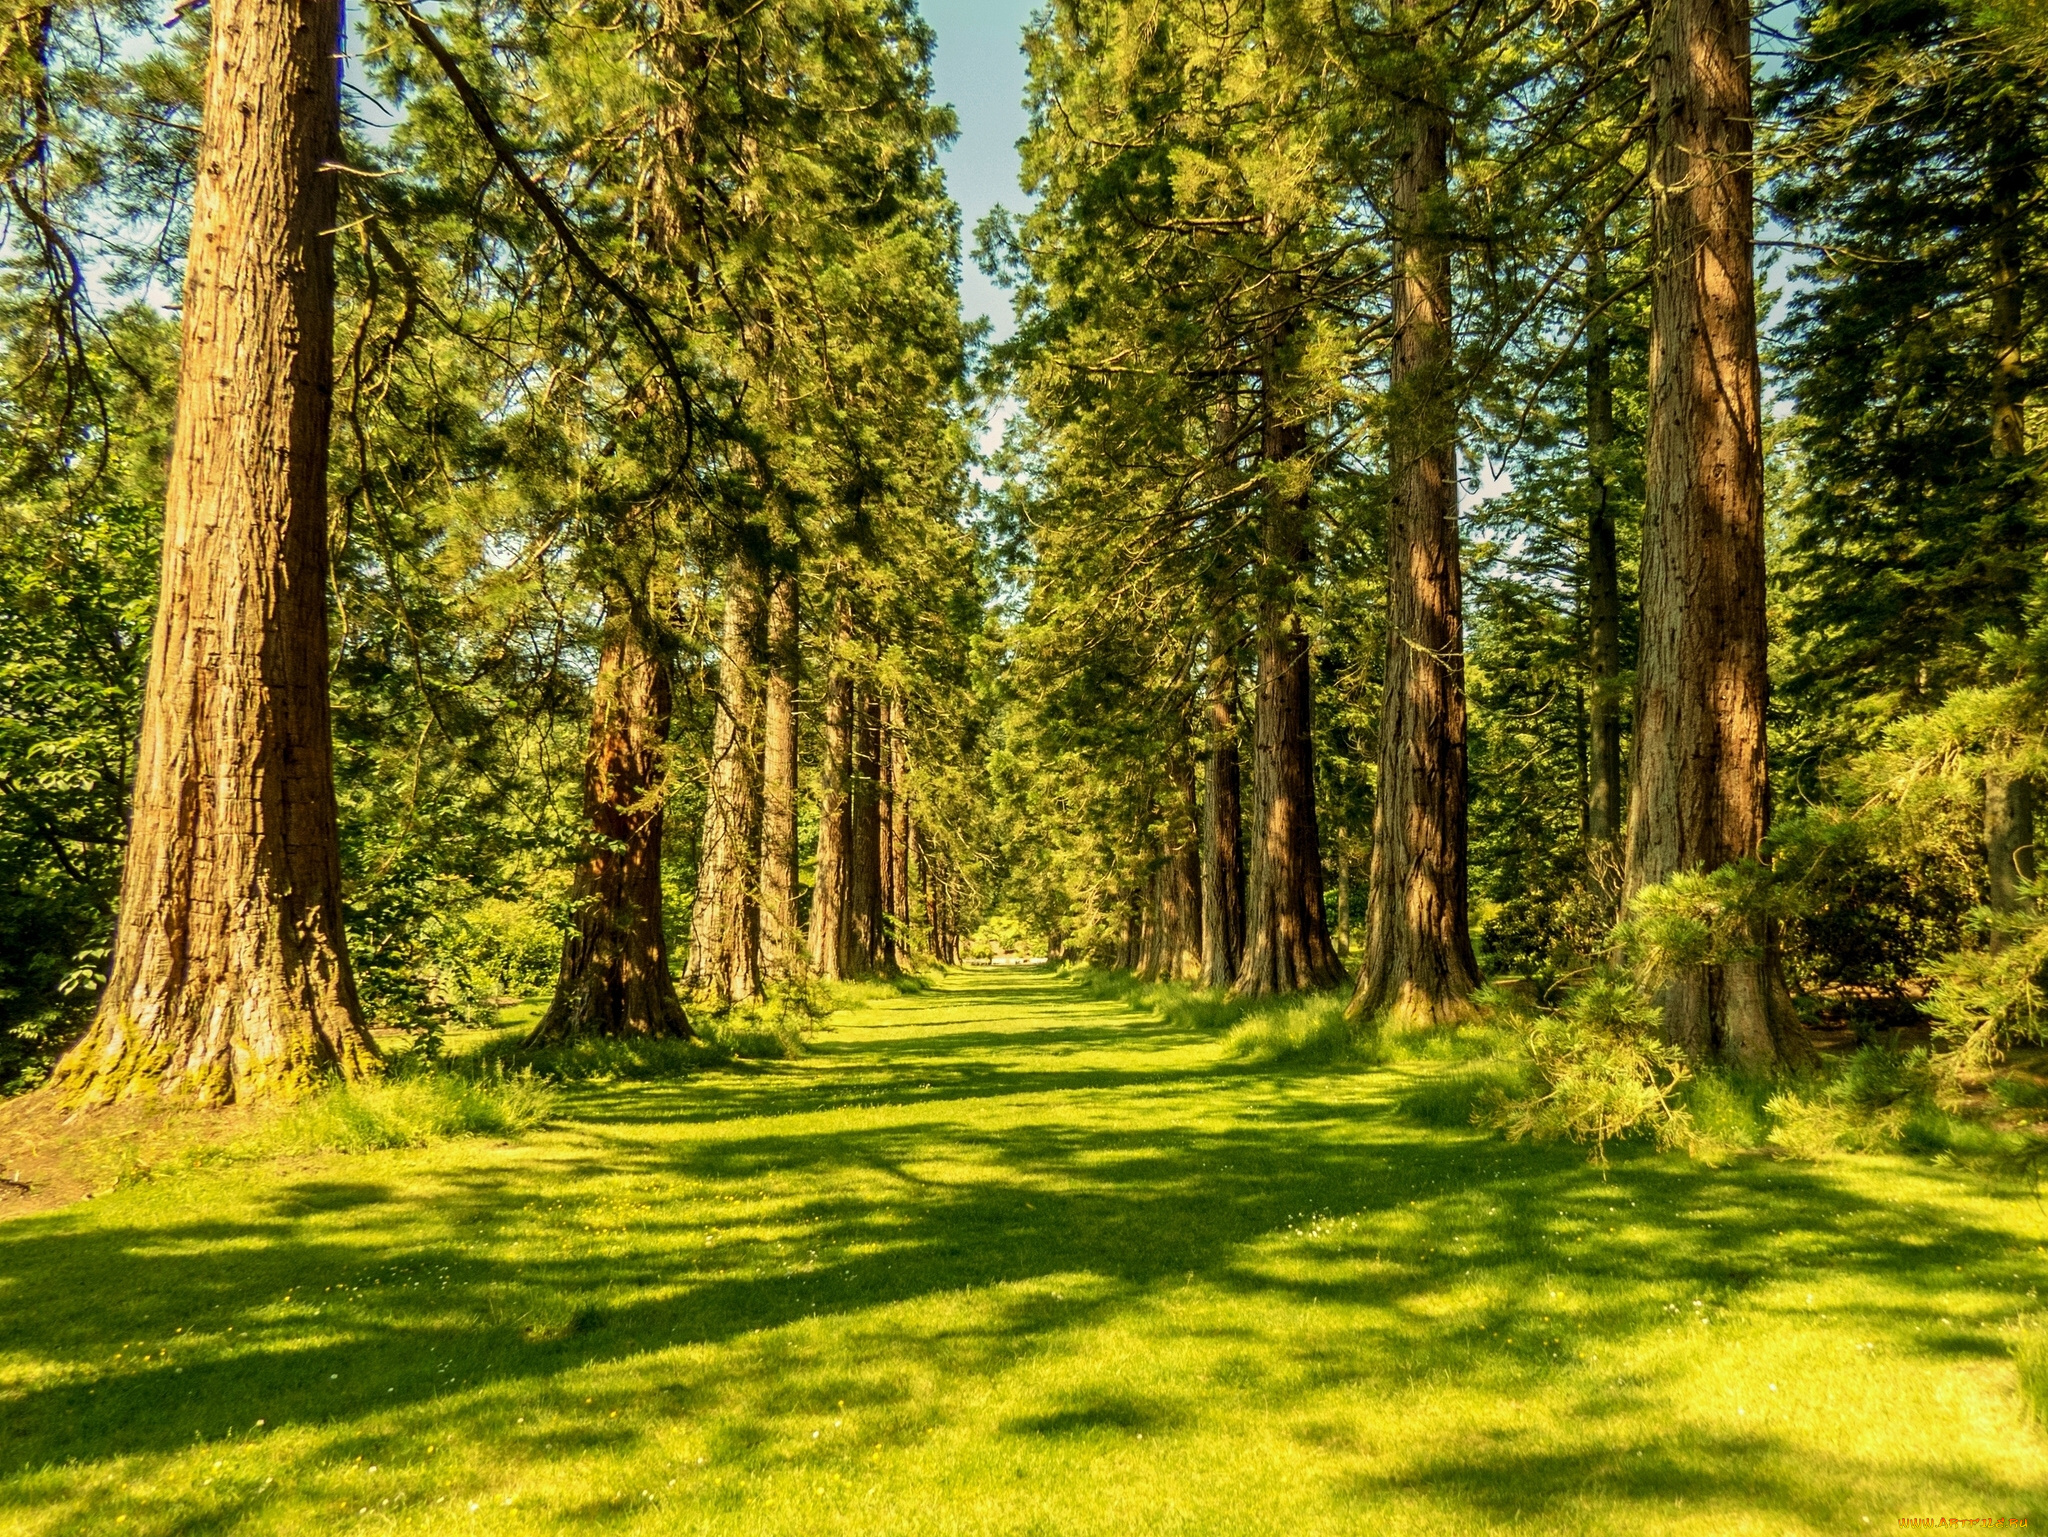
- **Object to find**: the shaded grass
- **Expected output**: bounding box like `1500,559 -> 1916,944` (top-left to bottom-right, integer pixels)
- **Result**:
1,967 -> 2044,1535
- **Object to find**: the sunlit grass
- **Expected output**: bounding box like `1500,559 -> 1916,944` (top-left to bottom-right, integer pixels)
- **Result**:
3,965 -> 2046,1534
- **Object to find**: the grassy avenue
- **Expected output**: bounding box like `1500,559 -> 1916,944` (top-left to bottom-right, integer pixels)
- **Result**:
3,967 -> 2045,1533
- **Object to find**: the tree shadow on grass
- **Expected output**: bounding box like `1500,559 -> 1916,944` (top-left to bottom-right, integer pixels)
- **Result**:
0,969 -> 2042,1529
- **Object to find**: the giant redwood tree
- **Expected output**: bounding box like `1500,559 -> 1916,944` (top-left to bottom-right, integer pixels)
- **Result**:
1351,37 -> 1482,1027
1234,302 -> 1346,998
1625,0 -> 1808,1067
530,608 -> 691,1043
686,556 -> 766,1004
54,0 -> 380,1103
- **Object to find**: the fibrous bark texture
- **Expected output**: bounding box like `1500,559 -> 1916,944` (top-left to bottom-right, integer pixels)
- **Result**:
55,0 -> 378,1104
759,567 -> 802,975
1352,82 -> 1481,1027
1234,312 -> 1345,999
530,616 -> 690,1044
1141,766 -> 1204,981
1201,625 -> 1246,989
1585,228 -> 1625,853
846,688 -> 885,974
1986,773 -> 2038,914
1625,0 -> 1808,1069
807,609 -> 855,979
887,694 -> 913,966
686,558 -> 764,1004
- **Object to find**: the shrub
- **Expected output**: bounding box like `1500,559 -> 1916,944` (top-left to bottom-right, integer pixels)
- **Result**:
1480,974 -> 1698,1166
1921,879 -> 2048,1074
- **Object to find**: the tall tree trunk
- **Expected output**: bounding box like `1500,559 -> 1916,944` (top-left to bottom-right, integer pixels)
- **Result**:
1585,225 -> 1625,855
759,565 -> 802,974
686,557 -> 764,1004
1352,56 -> 1481,1027
1986,774 -> 2037,916
1163,758 -> 1204,980
1336,836 -> 1351,954
916,822 -> 941,962
56,0 -> 378,1103
1201,621 -> 1247,989
1985,147 -> 2034,912
846,687 -> 885,974
807,603 -> 855,980
888,693 -> 913,963
530,613 -> 691,1043
878,698 -> 898,970
1234,307 -> 1345,998
1626,0 -> 1808,1068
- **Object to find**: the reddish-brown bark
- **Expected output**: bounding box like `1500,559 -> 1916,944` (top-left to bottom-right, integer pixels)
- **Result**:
807,604 -> 856,979
56,0 -> 378,1103
686,557 -> 764,1004
1201,623 -> 1246,989
1626,0 -> 1808,1067
1352,67 -> 1481,1027
530,615 -> 690,1043
759,566 -> 802,974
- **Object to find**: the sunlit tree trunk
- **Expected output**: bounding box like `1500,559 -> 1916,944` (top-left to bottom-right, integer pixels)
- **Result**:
1201,620 -> 1246,988
759,566 -> 802,974
887,693 -> 913,964
807,599 -> 855,979
1160,758 -> 1204,980
1234,304 -> 1344,998
56,0 -> 379,1103
847,687 -> 885,974
530,612 -> 690,1043
686,556 -> 764,1004
1626,0 -> 1808,1068
1352,51 -> 1480,1027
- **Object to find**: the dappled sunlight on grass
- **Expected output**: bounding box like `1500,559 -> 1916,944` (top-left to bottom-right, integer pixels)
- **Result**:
2,967 -> 2046,1533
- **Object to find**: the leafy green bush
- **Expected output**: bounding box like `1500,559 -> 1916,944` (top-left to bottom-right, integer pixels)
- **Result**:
1766,810 -> 1975,1020
1480,974 -> 1698,1165
1922,879 -> 2048,1074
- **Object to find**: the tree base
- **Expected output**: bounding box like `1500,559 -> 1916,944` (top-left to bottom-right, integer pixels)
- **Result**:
53,991 -> 380,1108
1347,976 -> 1481,1031
1663,958 -> 1815,1072
526,967 -> 690,1047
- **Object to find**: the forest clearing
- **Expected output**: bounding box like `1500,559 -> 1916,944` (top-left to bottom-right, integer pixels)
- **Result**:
5,0 -> 2048,1528
4,967 -> 2045,1535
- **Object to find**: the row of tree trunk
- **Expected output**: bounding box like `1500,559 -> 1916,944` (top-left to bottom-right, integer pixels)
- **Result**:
1123,0 -> 1820,1073
54,0 -> 1905,1102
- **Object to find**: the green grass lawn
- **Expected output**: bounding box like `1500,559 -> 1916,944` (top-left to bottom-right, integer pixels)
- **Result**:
4,966 -> 2046,1534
